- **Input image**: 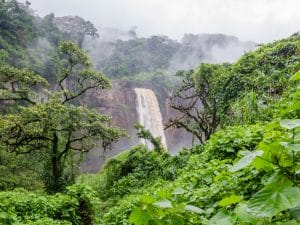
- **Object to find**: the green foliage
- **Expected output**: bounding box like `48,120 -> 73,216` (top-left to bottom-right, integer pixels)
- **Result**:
134,123 -> 166,152
53,16 -> 99,47
169,34 -> 300,142
129,194 -> 203,225
0,0 -> 39,66
126,118 -> 299,224
0,184 -> 96,225
290,71 -> 300,81
96,123 -> 264,224
0,63 -> 48,107
247,173 -> 300,218
218,195 -> 243,207
0,4 -> 300,224
39,13 -> 64,47
209,210 -> 237,225
0,145 -> 44,191
166,66 -> 220,142
203,124 -> 264,160
99,36 -> 180,78
125,77 -> 300,223
79,145 -> 187,201
227,34 -> 300,125
229,91 -> 273,125
0,42 -> 125,193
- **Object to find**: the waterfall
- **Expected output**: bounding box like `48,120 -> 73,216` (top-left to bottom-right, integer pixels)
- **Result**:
134,88 -> 167,150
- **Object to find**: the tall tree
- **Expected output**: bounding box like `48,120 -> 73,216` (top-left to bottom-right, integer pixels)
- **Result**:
166,64 -> 233,143
54,16 -> 99,47
0,42 -> 125,192
39,13 -> 64,47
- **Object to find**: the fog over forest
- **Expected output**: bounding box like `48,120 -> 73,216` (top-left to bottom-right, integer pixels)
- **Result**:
28,0 -> 300,42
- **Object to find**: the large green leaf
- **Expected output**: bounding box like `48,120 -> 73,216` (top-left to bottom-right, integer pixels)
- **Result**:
280,142 -> 300,153
219,195 -> 243,207
280,119 -> 300,130
290,71 -> 300,81
172,188 -> 185,195
290,207 -> 300,221
229,151 -> 263,172
247,175 -> 300,218
129,209 -> 151,225
169,215 -> 185,225
153,199 -> 172,208
234,204 -> 260,224
209,210 -> 237,225
184,205 -> 205,214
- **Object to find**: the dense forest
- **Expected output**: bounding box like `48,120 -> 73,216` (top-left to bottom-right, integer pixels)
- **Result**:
0,0 -> 300,224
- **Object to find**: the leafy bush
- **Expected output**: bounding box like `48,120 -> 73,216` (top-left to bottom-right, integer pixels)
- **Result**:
227,33 -> 300,125
0,146 -> 44,191
98,124 -> 266,224
203,124 -> 264,160
0,184 -> 97,225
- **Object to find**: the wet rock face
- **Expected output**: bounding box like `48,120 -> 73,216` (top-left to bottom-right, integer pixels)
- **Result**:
81,80 -> 139,173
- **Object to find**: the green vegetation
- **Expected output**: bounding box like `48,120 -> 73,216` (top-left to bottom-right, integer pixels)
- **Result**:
86,35 -> 300,224
98,36 -> 180,78
0,185 -> 97,225
94,86 -> 300,224
168,33 -> 300,143
0,41 -> 125,193
0,2 -> 300,224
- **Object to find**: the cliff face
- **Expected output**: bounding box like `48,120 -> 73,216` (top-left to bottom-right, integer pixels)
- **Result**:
81,80 -> 139,172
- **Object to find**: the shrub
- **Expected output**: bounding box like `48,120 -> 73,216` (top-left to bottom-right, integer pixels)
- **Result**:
0,184 -> 97,225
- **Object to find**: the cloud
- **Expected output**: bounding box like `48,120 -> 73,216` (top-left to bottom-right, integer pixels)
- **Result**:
28,0 -> 300,42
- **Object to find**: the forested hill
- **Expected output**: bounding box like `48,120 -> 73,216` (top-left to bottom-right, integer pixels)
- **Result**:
85,32 -> 256,78
0,1 -> 300,225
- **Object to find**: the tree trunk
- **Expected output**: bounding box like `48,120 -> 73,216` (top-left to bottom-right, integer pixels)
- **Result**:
51,132 -> 62,192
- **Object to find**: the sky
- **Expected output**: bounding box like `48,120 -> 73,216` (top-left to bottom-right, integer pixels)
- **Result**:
27,0 -> 300,43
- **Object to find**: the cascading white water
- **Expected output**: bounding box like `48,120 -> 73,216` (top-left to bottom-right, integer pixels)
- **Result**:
134,88 -> 167,150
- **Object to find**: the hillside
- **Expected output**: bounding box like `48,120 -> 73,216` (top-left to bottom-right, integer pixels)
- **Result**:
77,33 -> 300,225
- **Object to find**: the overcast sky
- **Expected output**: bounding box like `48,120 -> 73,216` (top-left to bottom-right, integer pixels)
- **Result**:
27,0 -> 300,43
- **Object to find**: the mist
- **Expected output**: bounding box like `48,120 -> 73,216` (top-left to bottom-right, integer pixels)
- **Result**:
83,30 -> 257,75
27,0 -> 300,43
168,33 -> 257,71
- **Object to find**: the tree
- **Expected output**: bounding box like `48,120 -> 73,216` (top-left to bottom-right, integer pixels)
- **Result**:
166,64 -> 233,143
0,64 -> 47,104
54,16 -> 99,47
0,42 -> 125,192
39,13 -> 64,47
